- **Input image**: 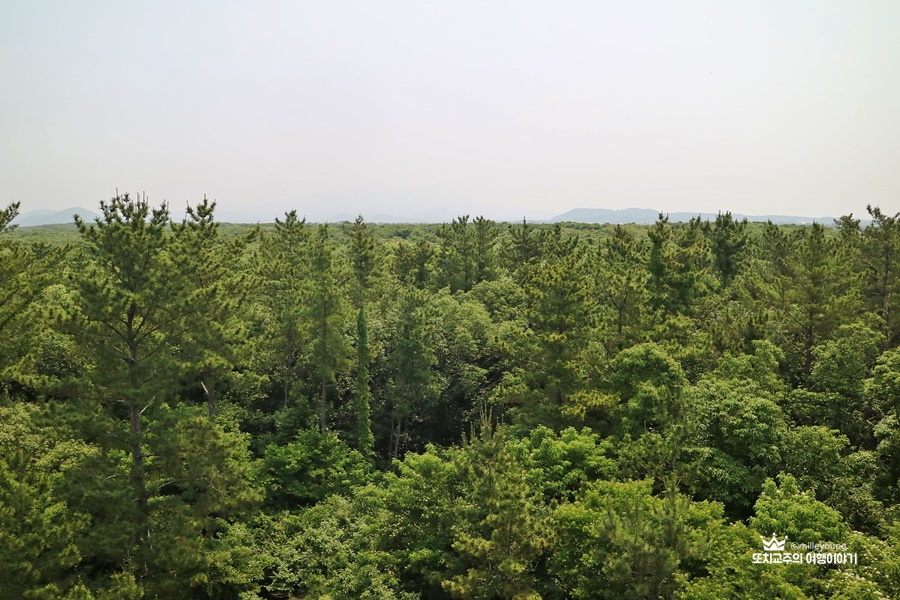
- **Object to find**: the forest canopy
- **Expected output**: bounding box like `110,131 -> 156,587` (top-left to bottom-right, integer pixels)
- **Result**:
3,196 -> 900,599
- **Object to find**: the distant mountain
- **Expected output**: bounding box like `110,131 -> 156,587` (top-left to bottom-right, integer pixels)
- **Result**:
11,205 -> 839,227
550,208 -> 832,225
12,207 -> 100,227
329,208 -> 486,224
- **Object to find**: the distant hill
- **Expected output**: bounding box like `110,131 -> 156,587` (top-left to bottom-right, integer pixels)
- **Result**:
11,205 -> 842,227
550,208 -> 832,225
12,207 -> 100,227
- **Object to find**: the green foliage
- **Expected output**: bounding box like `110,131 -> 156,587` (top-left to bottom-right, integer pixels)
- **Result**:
256,210 -> 312,410
751,474 -> 848,545
867,348 -> 900,417
810,324 -> 884,399
676,522 -> 813,600
873,413 -> 900,505
778,426 -> 887,532
442,423 -> 549,600
376,448 -> 460,598
610,343 -> 687,436
245,496 -> 418,600
711,339 -> 786,396
2,286 -> 87,400
702,211 -> 748,287
686,342 -> 787,516
0,202 -> 68,382
392,238 -> 435,288
551,479 -> 721,600
802,324 -> 885,446
828,451 -> 886,534
348,217 -> 378,453
0,403 -> 92,598
781,426 -> 848,498
262,429 -> 370,510
307,223 -> 352,431
515,426 -> 616,504
353,307 -> 376,455
605,344 -> 700,495
468,278 -> 527,323
859,206 -> 900,345
505,219 -> 541,281
171,196 -> 257,420
69,194 -> 190,538
428,291 -> 494,444
0,201 -> 19,233
865,349 -> 900,503
494,251 -> 594,427
690,376 -> 786,517
348,214 -> 377,305
647,215 -> 715,318
435,215 -> 480,292
60,196 -> 267,596
7,209 -> 900,597
376,284 -> 442,459
592,224 -> 649,355
764,222 -> 862,384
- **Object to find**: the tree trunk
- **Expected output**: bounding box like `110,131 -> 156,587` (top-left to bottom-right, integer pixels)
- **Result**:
203,371 -> 217,420
319,375 -> 328,432
390,414 -> 404,462
127,339 -> 149,519
130,401 -> 148,516
354,307 -> 374,454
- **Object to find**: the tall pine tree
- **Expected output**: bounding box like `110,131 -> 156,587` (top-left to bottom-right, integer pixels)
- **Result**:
349,215 -> 376,454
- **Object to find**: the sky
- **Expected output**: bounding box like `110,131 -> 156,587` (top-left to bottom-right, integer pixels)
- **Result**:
2,0 -> 899,222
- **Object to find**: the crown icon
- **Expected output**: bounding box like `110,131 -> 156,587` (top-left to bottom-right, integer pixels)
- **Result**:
761,533 -> 786,552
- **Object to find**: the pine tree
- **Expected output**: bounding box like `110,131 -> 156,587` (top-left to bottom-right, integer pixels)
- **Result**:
647,215 -> 714,318
593,224 -> 649,355
349,216 -> 376,454
70,195 -> 263,595
702,212 -> 748,288
171,196 -> 256,419
0,201 -> 67,370
72,194 -> 181,523
473,216 -> 500,283
260,210 -> 311,408
353,307 -> 376,455
860,206 -> 900,344
443,419 -> 547,600
436,215 -> 477,292
306,224 -> 350,432
393,238 -> 435,288
519,251 -> 592,421
767,222 -> 861,383
382,286 -> 439,460
0,201 -> 18,233
506,218 -> 540,282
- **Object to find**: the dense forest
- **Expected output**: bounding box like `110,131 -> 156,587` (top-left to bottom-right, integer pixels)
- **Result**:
5,194 -> 900,599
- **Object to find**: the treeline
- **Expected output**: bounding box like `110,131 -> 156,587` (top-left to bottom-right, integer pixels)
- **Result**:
3,196 -> 900,598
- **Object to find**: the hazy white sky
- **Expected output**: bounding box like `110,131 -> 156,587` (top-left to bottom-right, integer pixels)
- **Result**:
2,1 -> 899,221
